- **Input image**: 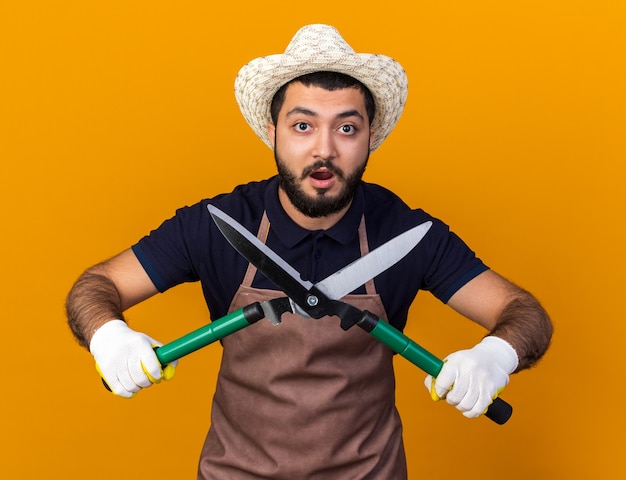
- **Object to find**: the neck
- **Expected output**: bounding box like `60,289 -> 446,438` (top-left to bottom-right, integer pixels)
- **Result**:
278,188 -> 351,230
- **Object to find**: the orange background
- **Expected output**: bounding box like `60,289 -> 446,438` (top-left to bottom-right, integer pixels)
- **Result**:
1,1 -> 624,478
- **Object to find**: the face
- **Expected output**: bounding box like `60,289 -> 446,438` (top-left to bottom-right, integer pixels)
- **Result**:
267,82 -> 373,219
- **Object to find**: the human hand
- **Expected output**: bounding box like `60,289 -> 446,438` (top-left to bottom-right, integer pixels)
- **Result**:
424,336 -> 518,418
89,320 -> 177,398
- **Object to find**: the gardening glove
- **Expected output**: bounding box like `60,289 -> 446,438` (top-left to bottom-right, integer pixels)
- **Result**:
89,320 -> 177,398
424,336 -> 518,418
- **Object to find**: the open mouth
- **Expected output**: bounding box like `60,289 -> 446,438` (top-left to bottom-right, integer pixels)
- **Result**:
308,168 -> 336,189
310,170 -> 334,181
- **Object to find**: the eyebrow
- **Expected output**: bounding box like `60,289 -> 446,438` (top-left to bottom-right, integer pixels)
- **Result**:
285,107 -> 365,122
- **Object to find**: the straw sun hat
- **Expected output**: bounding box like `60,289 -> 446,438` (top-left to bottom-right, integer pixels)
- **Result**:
234,24 -> 408,152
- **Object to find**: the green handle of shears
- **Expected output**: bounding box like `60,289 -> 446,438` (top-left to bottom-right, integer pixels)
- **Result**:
360,313 -> 513,425
154,302 -> 265,365
370,320 -> 444,376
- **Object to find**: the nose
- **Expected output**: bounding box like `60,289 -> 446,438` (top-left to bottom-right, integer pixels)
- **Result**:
312,128 -> 337,161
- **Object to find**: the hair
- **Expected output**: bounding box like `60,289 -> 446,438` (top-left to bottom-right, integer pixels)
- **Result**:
270,71 -> 376,126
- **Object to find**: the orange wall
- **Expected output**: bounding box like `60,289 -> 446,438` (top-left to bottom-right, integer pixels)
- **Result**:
1,1 -> 624,478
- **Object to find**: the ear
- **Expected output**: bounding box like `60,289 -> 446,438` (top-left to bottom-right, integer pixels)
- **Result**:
267,123 -> 276,149
369,129 -> 375,149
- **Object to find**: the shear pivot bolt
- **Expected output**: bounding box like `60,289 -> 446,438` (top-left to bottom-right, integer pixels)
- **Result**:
306,295 -> 319,307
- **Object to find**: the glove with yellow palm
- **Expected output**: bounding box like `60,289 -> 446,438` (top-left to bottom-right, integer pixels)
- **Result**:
424,336 -> 518,418
89,320 -> 177,398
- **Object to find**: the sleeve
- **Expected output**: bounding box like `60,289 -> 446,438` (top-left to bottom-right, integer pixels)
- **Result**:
131,203 -> 207,293
420,218 -> 489,303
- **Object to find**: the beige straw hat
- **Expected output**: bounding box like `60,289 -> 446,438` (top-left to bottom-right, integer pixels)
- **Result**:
234,24 -> 408,151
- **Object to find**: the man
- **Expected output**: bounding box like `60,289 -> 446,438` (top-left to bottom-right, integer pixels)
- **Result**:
67,24 -> 552,479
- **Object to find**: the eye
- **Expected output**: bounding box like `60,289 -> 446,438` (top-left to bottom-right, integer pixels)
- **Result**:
339,124 -> 356,135
294,122 -> 311,132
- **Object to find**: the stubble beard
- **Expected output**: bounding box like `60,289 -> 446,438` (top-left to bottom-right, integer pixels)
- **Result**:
275,150 -> 369,219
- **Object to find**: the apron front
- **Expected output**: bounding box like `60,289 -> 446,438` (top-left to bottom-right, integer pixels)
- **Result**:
198,215 -> 407,479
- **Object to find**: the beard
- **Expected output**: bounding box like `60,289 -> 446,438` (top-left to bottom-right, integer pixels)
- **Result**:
275,151 -> 369,218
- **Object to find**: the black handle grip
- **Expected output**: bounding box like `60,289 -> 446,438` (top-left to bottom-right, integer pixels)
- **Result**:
485,397 -> 512,425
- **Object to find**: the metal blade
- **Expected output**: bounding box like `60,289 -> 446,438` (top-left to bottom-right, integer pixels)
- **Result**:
314,221 -> 432,299
208,205 -> 315,304
208,205 -> 432,320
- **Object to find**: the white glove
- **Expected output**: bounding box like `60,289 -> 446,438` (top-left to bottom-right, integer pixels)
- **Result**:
424,336 -> 518,418
89,320 -> 177,398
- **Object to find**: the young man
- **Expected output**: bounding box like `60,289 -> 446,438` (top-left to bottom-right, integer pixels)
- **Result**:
67,24 -> 552,479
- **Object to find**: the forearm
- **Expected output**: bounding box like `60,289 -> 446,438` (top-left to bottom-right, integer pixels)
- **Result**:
66,270 -> 126,349
489,292 -> 553,372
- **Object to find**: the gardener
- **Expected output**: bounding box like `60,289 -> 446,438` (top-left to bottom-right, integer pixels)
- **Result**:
66,24 -> 552,479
